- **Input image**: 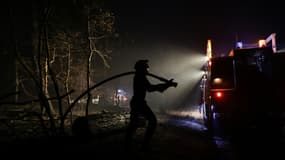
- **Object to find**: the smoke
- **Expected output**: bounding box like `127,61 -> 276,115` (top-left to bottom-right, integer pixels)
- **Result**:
110,39 -> 207,113
144,45 -> 208,112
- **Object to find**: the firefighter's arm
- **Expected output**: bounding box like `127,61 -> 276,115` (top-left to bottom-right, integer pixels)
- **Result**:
147,79 -> 177,92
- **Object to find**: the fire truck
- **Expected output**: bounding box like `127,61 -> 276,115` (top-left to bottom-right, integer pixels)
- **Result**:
200,33 -> 285,135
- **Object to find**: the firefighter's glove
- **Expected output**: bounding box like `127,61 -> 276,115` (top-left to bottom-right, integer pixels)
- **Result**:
166,79 -> 178,88
156,79 -> 178,92
156,84 -> 169,92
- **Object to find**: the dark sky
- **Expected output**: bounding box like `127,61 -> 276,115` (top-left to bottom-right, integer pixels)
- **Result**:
106,0 -> 285,55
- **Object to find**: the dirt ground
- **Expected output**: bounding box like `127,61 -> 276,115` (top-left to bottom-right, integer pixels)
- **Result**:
0,113 -> 219,160
1,105 -> 285,160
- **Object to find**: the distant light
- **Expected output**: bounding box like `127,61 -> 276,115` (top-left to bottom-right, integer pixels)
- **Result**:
236,41 -> 243,49
117,89 -> 122,93
258,39 -> 267,48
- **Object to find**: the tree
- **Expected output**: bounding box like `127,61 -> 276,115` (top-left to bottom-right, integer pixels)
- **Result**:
4,0 -> 117,137
85,3 -> 115,116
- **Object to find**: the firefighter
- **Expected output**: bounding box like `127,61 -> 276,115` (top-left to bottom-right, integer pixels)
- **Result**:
125,59 -> 177,151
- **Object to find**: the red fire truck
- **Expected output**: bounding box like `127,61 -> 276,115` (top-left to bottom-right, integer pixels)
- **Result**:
200,34 -> 285,135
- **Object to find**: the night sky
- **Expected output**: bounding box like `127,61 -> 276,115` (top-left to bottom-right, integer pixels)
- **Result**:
106,0 -> 285,55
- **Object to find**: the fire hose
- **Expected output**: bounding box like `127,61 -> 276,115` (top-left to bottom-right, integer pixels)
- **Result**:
63,71 -> 178,119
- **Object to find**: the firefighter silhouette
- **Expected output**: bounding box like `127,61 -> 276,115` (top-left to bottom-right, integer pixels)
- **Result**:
125,59 -> 177,151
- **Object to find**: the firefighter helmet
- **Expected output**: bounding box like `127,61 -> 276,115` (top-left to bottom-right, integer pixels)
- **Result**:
134,59 -> 149,71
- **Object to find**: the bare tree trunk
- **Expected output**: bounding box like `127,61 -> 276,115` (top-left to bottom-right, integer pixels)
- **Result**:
65,44 -> 72,123
85,9 -> 93,117
85,51 -> 93,117
43,53 -> 56,115
37,7 -> 57,136
15,56 -> 19,104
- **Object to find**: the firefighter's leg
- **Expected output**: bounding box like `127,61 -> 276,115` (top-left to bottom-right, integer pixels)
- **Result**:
125,111 -> 139,149
141,105 -> 157,149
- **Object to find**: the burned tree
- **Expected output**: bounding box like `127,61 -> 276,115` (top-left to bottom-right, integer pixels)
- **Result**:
1,0 -> 117,138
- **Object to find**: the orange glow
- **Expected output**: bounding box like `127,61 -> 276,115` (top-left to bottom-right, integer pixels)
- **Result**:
258,39 -> 266,48
228,49 -> 234,56
213,78 -> 223,84
207,40 -> 212,59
